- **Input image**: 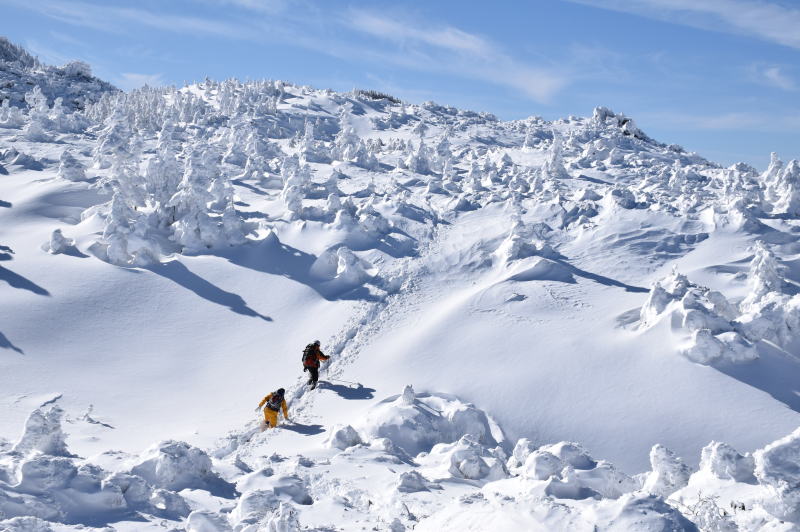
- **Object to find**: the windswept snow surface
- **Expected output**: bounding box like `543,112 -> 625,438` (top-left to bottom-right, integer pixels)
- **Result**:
2,41 -> 800,530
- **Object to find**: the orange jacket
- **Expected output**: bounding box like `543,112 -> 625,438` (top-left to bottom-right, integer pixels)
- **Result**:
259,393 -> 288,418
303,345 -> 330,368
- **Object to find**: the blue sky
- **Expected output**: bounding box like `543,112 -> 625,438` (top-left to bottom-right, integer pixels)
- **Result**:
2,0 -> 798,168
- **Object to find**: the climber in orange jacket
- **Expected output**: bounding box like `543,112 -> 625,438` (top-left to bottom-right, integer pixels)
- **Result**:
256,388 -> 288,428
302,340 -> 330,389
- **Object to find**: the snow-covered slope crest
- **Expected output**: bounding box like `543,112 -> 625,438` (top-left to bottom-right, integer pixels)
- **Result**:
0,37 -> 116,113
2,389 -> 799,531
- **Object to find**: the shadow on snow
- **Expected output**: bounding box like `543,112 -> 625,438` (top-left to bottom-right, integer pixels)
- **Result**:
281,422 -> 325,436
0,265 -> 50,296
211,238 -> 383,302
317,380 -> 376,400
147,261 -> 272,322
717,342 -> 800,413
0,331 -> 24,354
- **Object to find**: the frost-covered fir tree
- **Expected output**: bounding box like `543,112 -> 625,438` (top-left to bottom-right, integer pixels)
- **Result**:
93,104 -> 133,169
405,140 -> 431,175
298,120 -> 330,163
0,99 -> 26,127
762,152 -> 784,206
541,132 -> 570,180
22,86 -> 51,141
773,160 -> 800,217
143,124 -> 182,225
742,241 -> 785,310
168,145 -> 223,250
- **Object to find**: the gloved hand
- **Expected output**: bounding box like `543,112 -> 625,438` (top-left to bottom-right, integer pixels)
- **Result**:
303,367 -> 308,372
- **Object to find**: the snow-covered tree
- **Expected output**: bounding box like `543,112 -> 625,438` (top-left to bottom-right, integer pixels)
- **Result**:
57,150 -> 87,181
773,160 -> 800,216
405,140 -> 431,175
93,105 -> 133,169
22,86 -> 51,141
168,145 -> 223,250
541,132 -> 570,180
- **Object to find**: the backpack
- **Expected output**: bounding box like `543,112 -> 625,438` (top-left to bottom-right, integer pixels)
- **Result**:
265,391 -> 283,411
302,344 -> 317,367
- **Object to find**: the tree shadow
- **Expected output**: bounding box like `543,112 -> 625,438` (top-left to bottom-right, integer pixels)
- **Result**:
281,422 -> 325,436
147,261 -> 272,321
317,380 -> 376,400
0,245 -> 12,261
0,265 -> 50,296
213,238 -> 382,302
717,342 -> 800,413
232,178 -> 269,196
577,173 -> 613,185
0,331 -> 23,354
554,259 -> 649,293
58,245 -> 90,259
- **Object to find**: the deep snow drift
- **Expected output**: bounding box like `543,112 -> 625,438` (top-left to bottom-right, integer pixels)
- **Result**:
2,38 -> 800,530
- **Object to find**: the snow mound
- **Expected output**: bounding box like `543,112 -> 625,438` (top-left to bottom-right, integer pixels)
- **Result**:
129,440 -> 233,495
754,427 -> 800,523
0,407 -> 199,525
354,385 -> 498,456
593,493 -> 696,531
518,442 -> 636,499
416,434 -> 508,483
639,269 -> 757,364
508,257 -> 575,283
325,424 -> 363,451
642,444 -> 691,497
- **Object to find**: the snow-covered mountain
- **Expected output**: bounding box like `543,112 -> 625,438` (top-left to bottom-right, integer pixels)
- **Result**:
2,39 -> 800,531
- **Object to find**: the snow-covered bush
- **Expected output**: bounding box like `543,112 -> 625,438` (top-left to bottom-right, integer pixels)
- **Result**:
697,441 -> 755,483
642,444 -> 691,497
754,427 -> 800,523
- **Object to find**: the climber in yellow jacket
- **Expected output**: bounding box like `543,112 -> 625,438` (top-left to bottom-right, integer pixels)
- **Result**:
256,388 -> 288,428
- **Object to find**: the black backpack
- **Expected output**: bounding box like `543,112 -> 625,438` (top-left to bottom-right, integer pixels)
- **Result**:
302,344 -> 316,367
265,391 -> 284,411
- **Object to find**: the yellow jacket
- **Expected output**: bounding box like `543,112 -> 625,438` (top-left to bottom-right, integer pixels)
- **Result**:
259,393 -> 288,418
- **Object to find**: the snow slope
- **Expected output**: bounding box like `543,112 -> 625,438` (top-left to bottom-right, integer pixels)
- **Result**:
2,40 -> 800,530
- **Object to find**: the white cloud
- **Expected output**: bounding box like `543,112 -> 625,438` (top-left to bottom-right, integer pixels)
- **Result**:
567,0 -> 800,49
6,0 -> 258,40
207,0 -> 287,13
346,10 -> 569,103
762,66 -> 796,91
116,73 -> 166,91
639,110 -> 800,131
349,11 -> 494,58
746,63 -> 797,91
10,0 -> 570,103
